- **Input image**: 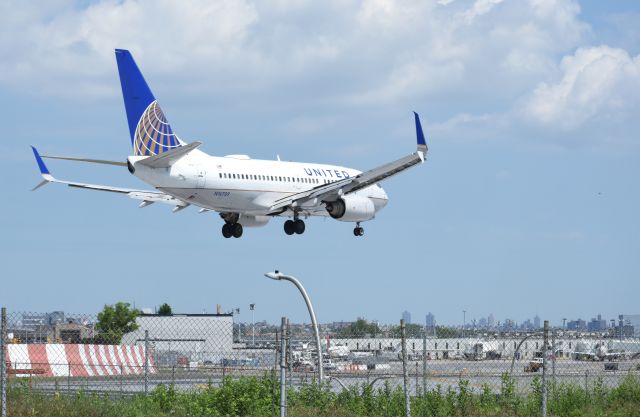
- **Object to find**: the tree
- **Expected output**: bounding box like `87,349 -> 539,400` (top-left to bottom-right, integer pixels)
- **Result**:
337,318 -> 379,338
435,325 -> 461,338
389,323 -> 424,338
95,302 -> 140,344
157,303 -> 173,316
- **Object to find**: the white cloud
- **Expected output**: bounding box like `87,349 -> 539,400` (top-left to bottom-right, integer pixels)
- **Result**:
523,46 -> 640,128
0,0 -> 590,101
0,0 -> 259,96
2,0 -> 639,145
461,0 -> 505,23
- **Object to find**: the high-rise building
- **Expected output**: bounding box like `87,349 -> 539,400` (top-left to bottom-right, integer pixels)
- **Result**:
622,314 -> 640,337
587,314 -> 607,332
533,315 -> 541,329
402,311 -> 411,324
425,312 -> 435,332
567,319 -> 587,331
487,314 -> 495,328
425,312 -> 435,327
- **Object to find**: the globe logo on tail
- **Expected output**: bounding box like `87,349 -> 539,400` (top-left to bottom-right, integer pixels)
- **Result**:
133,100 -> 181,156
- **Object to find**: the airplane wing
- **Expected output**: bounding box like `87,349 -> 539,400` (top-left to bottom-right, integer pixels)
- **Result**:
268,112 -> 428,212
30,146 -> 189,210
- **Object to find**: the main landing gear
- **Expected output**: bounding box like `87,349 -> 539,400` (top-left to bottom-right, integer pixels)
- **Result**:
353,222 -> 364,237
220,212 -> 243,239
284,219 -> 305,235
222,222 -> 243,238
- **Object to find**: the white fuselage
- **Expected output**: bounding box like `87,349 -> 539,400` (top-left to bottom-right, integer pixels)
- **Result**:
129,150 -> 388,220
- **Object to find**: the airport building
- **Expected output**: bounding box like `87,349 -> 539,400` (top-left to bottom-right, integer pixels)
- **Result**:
121,313 -> 233,365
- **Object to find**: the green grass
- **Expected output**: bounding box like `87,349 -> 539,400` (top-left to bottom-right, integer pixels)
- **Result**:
7,373 -> 640,417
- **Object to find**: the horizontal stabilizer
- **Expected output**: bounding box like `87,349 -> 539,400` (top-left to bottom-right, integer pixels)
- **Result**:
42,155 -> 127,167
31,145 -> 189,208
137,141 -> 202,168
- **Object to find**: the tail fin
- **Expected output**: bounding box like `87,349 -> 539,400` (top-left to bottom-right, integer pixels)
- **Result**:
115,49 -> 182,156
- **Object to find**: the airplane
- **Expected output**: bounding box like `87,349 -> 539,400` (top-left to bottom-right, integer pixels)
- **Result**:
31,49 -> 428,238
570,341 -> 628,361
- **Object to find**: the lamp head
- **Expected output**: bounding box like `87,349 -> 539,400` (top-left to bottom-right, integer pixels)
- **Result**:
265,270 -> 283,280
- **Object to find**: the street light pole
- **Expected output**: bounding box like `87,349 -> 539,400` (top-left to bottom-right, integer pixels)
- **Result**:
265,270 -> 324,383
250,304 -> 255,347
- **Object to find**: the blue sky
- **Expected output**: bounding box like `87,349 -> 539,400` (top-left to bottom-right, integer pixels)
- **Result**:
1,0 -> 639,327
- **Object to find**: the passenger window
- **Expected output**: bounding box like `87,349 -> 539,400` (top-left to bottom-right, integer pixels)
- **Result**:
219,173 -> 222,178
233,174 -> 236,179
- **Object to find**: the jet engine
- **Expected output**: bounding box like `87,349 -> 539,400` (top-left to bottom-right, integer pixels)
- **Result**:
238,214 -> 270,228
325,194 -> 375,222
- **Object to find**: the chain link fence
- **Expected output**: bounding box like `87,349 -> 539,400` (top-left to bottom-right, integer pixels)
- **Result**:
2,309 -> 640,415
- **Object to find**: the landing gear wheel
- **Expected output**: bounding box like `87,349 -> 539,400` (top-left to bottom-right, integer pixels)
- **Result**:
284,220 -> 295,235
232,223 -> 243,238
222,223 -> 233,238
294,219 -> 306,234
353,226 -> 364,236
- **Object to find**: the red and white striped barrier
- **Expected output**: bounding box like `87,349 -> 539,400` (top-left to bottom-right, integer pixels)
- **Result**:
5,344 -> 156,377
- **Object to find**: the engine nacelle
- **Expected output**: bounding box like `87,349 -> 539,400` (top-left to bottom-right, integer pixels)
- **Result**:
325,195 -> 375,222
238,214 -> 270,228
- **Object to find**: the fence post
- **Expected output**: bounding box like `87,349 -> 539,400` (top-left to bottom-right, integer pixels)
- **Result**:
67,364 -> 71,395
422,326 -> 427,395
286,320 -> 292,390
279,317 -> 287,417
1,307 -> 7,417
585,370 -> 589,394
272,329 -> 278,417
120,365 -> 124,395
415,362 -> 419,396
542,320 -> 548,417
401,319 -> 411,417
144,330 -> 149,395
551,329 -> 556,391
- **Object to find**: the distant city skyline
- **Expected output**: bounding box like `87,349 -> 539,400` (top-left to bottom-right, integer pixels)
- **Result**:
14,310 -> 639,339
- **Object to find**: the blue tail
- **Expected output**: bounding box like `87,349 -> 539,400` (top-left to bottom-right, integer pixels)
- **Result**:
115,49 -> 182,156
